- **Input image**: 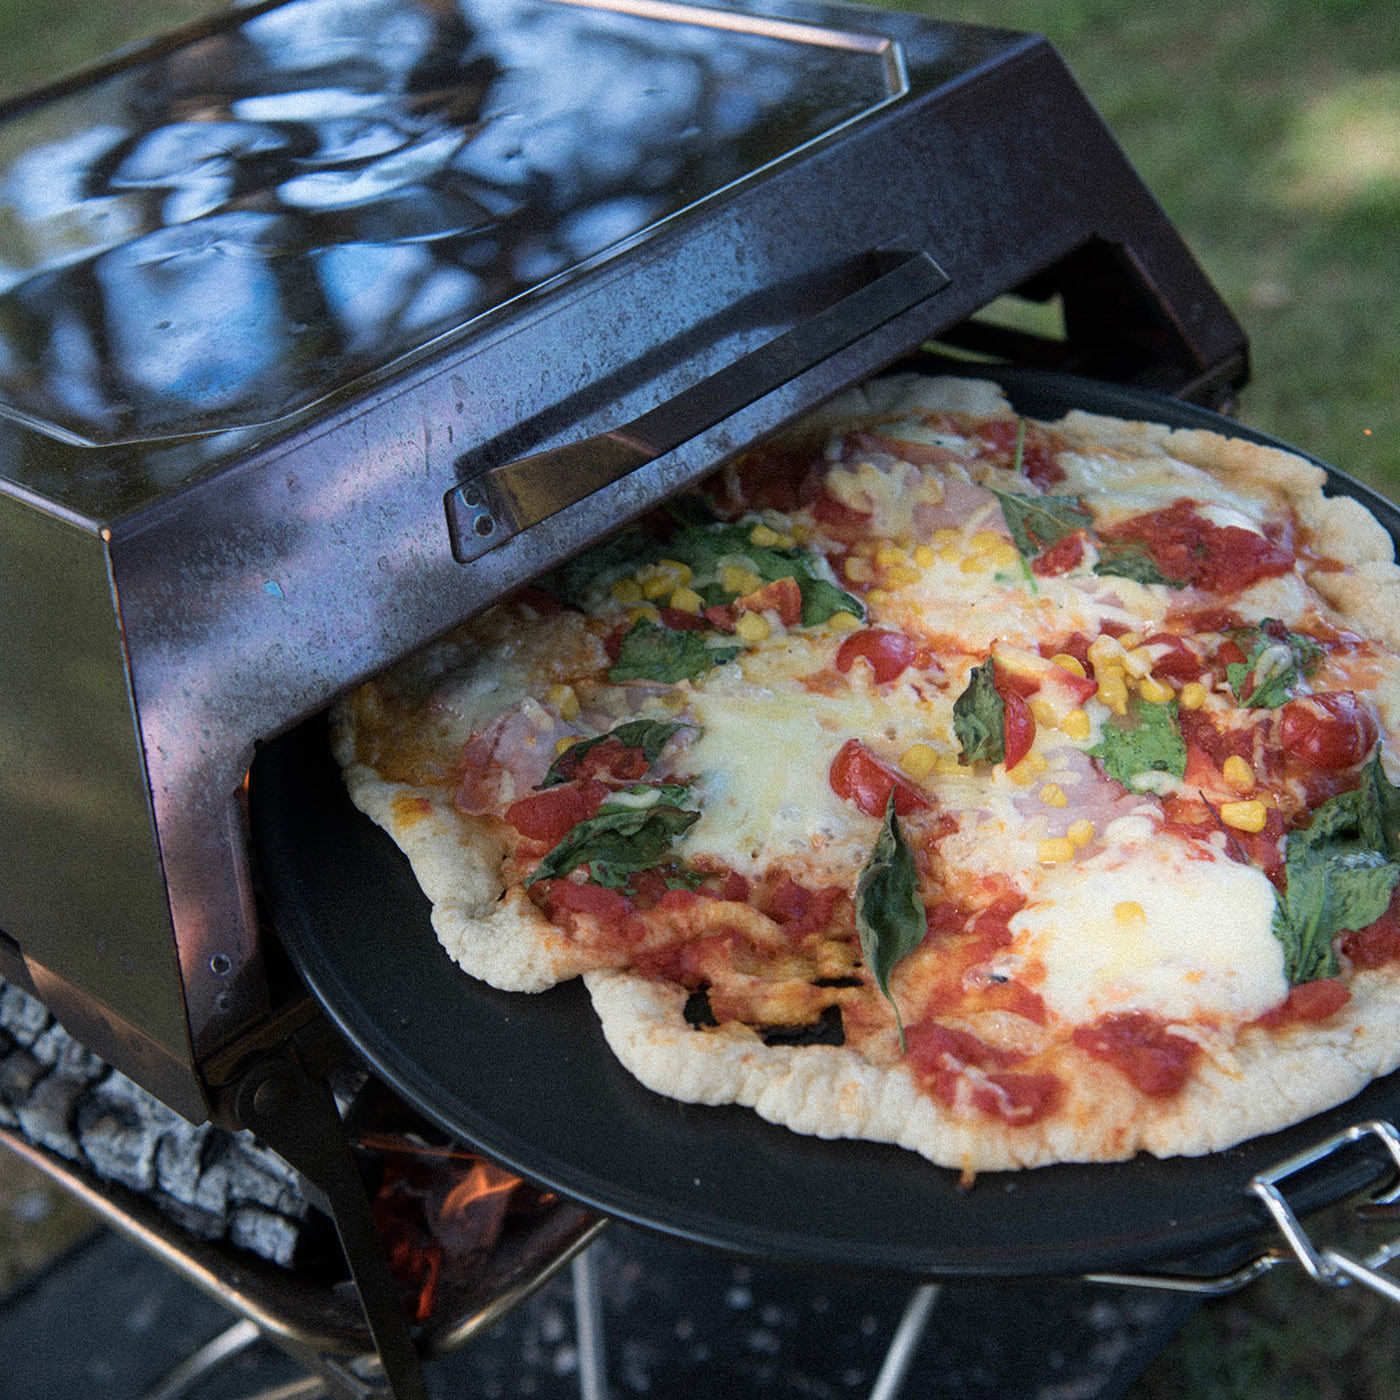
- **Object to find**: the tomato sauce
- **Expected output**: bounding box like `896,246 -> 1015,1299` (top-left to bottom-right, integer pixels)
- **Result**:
1255,979 -> 1352,1029
1071,1012 -> 1200,1097
1103,500 -> 1295,592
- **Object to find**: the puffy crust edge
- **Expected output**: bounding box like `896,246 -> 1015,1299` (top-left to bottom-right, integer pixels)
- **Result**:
585,964 -> 1400,1173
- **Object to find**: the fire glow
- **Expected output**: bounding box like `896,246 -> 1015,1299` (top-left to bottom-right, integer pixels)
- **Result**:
362,1132 -> 542,1323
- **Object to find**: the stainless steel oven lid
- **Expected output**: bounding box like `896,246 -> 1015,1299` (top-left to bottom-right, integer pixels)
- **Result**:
249,367 -> 1400,1280
0,0 -> 911,450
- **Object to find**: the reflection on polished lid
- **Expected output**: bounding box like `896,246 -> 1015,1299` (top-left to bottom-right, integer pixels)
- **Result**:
0,0 -> 901,445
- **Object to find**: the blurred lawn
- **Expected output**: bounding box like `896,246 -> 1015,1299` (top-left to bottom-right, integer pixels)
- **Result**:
0,0 -> 1397,1391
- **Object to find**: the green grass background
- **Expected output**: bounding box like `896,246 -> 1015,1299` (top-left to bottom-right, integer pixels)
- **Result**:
0,1 -> 1396,1393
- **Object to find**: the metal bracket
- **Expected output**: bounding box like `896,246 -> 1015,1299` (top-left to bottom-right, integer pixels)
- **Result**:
1085,1120 -> 1400,1302
227,1049 -> 431,1400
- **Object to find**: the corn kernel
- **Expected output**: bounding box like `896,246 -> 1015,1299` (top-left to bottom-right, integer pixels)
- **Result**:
1040,783 -> 1068,807
866,589 -> 891,606
1222,755 -> 1257,794
545,684 -> 580,722
790,522 -> 811,545
875,544 -> 909,566
720,564 -> 764,595
885,565 -> 923,589
1028,751 -> 1049,774
1117,631 -> 1143,650
1179,681 -> 1210,710
1137,674 -> 1175,704
843,556 -> 874,583
913,545 -> 937,568
959,554 -> 989,574
749,523 -> 793,549
987,541 -> 1022,569
900,743 -> 939,780
936,545 -> 963,565
932,528 -> 961,548
1087,634 -> 1127,671
827,610 -> 863,633
625,605 -> 660,625
610,578 -> 644,605
555,736 -> 576,755
1066,818 -> 1096,848
1114,900 -> 1147,926
1050,653 -> 1087,679
640,575 -> 673,600
1122,645 -> 1155,679
1029,699 -> 1059,730
1008,762 -> 1038,786
1221,799 -> 1268,833
668,586 -> 703,614
1096,667 -> 1129,716
1038,837 -> 1076,865
1062,708 -> 1092,740
734,611 -> 771,644
969,529 -> 1004,553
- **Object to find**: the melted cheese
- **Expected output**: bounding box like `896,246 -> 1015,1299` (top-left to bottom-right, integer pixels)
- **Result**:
678,643 -> 937,878
1055,449 -> 1277,529
1005,821 -> 1287,1025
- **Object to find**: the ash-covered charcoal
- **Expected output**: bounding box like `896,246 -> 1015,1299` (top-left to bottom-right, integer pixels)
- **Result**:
0,979 -> 314,1268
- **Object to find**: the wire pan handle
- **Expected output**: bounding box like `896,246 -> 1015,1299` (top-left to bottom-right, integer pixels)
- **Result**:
1086,1119 -> 1400,1301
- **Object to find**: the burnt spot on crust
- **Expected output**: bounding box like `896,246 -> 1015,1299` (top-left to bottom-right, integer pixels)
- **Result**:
760,1004 -> 845,1048
683,988 -> 719,1029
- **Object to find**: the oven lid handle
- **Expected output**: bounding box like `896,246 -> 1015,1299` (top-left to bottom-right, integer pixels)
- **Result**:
445,249 -> 949,564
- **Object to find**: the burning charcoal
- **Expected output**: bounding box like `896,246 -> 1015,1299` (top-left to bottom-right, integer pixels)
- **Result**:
15,1068 -> 88,1159
154,1121 -> 214,1207
223,1131 -> 308,1220
0,984 -> 49,1045
155,1195 -> 228,1244
76,1070 -> 183,1192
0,1046 -> 47,1116
30,1020 -> 105,1081
229,1204 -> 301,1268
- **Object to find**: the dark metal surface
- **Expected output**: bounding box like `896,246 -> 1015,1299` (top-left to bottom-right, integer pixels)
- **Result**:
251,367 -> 1400,1279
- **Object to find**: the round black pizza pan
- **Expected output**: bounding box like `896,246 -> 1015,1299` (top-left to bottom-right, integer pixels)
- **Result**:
251,367 -> 1400,1280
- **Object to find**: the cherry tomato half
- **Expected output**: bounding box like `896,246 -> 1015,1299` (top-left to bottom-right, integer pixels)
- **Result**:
828,739 -> 926,817
1277,691 -> 1378,772
835,628 -> 916,684
1000,687 -> 1036,770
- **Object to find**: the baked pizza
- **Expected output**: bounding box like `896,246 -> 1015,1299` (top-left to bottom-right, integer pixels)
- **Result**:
333,373 -> 1400,1175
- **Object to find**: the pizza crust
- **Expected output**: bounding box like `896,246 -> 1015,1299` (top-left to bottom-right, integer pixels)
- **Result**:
586,963 -> 1400,1172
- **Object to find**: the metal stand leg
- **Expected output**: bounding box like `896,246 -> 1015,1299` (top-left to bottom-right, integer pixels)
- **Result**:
227,1050 -> 430,1400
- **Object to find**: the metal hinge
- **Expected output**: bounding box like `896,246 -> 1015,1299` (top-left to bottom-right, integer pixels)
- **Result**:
1086,1120 -> 1400,1302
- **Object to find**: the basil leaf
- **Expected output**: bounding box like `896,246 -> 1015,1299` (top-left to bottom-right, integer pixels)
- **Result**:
953,660 -> 1006,765
855,795 -> 926,1052
990,488 -> 1092,560
666,522 -> 863,624
540,531 -> 663,608
1356,752 -> 1400,859
609,620 -> 739,683
541,719 -> 686,787
525,793 -> 700,888
1225,622 -> 1324,708
798,575 -> 864,626
1273,759 -> 1400,982
1093,539 -> 1185,589
1087,699 -> 1187,792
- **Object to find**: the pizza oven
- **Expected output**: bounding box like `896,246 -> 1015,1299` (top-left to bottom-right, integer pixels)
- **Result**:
4,1 -> 1400,1395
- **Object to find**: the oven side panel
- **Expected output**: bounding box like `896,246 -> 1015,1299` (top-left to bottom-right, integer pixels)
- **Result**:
0,492 -> 202,1117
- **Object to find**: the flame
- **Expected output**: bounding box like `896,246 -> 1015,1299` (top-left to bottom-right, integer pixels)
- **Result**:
366,1134 -> 526,1323
435,1157 -> 520,1254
